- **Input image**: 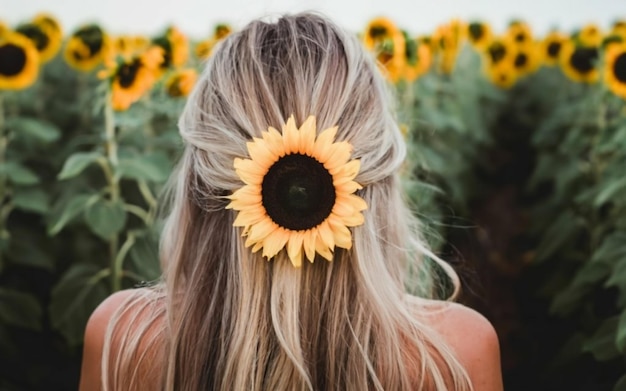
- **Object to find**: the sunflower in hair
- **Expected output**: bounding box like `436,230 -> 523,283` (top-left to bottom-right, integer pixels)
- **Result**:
467,21 -> 492,50
559,40 -> 599,83
64,24 -> 109,72
604,42 -> 626,99
227,115 -> 367,267
542,31 -> 567,66
0,32 -> 40,90
99,46 -> 163,111
152,26 -> 189,70
16,21 -> 61,63
165,68 -> 197,97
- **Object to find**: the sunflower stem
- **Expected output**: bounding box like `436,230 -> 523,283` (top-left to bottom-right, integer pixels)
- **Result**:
0,93 -> 6,269
104,92 -> 122,292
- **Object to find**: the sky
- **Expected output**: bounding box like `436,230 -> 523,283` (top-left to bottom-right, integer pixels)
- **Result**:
2,0 -> 625,38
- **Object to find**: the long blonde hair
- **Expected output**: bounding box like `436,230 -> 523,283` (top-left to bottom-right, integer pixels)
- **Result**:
103,12 -> 473,391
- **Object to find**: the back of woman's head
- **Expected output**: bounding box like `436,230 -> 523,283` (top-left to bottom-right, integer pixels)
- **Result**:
155,12 -> 470,391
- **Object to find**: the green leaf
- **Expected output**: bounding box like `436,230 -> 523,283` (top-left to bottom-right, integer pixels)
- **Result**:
0,288 -> 42,331
535,210 -> 583,263
58,152 -> 103,180
11,187 -> 49,214
49,263 -> 110,347
48,193 -> 96,235
616,310 -> 626,352
614,374 -> 626,391
129,230 -> 161,281
116,153 -> 171,182
6,117 -> 61,143
84,197 -> 127,240
0,161 -> 39,185
595,177 -> 626,206
582,316 -> 621,361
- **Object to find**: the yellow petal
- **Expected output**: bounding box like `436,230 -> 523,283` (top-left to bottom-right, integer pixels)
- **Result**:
303,229 -> 317,263
247,139 -> 277,168
233,207 -> 266,227
234,158 -> 266,185
312,126 -> 338,159
262,227 -> 290,259
339,211 -> 365,227
328,215 -> 353,249
323,142 -> 353,171
248,218 -> 277,242
299,115 -> 316,155
314,233 -> 333,261
283,115 -> 300,153
331,199 -> 355,217
330,159 -> 361,180
336,180 -> 363,194
347,194 -> 368,211
287,231 -> 304,267
264,127 -> 287,158
317,220 -> 335,250
251,241 -> 264,253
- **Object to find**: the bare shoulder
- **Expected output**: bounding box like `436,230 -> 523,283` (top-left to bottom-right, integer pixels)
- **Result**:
78,288 -> 157,391
411,298 -> 504,391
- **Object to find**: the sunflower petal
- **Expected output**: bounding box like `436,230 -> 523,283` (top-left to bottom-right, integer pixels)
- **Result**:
330,159 -> 361,180
287,231 -> 304,267
315,233 -> 334,261
283,115 -> 300,153
317,220 -> 335,250
340,211 -> 365,227
323,142 -> 353,171
313,126 -> 338,158
299,115 -> 317,155
248,218 -> 277,242
264,127 -> 287,158
247,139 -> 277,168
262,227 -> 290,259
303,230 -> 317,263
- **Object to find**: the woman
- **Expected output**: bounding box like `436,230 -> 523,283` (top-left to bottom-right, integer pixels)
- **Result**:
80,13 -> 502,390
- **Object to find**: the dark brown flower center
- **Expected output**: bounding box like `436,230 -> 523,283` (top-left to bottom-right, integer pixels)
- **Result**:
262,154 -> 336,231
369,26 -> 388,40
488,42 -> 507,64
570,46 -> 598,74
73,25 -> 104,59
547,41 -> 562,58
469,23 -> 485,41
514,52 -> 528,68
0,43 -> 27,76
17,23 -> 49,52
117,59 -> 141,88
613,52 -> 626,83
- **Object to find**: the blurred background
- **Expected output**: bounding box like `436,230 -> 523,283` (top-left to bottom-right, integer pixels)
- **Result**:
2,0 -> 626,390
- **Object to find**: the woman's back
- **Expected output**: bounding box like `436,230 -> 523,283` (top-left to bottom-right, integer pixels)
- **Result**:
80,12 -> 503,391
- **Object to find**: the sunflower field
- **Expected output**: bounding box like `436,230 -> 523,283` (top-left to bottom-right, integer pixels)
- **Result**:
1,12 -> 626,390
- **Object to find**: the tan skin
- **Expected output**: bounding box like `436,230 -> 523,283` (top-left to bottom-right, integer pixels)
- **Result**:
79,289 -> 503,391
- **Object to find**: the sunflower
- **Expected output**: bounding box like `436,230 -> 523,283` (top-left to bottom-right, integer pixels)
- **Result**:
0,32 -> 40,90
194,24 -> 233,60
432,22 -> 464,74
576,24 -> 603,47
362,17 -> 405,82
559,40 -> 599,83
64,24 -> 109,72
611,20 -> 626,40
467,21 -> 492,50
485,57 -> 517,89
152,26 -> 189,70
165,68 -> 197,97
512,42 -> 541,77
604,42 -> 626,99
112,35 -> 149,58
227,115 -> 367,267
16,22 -> 61,63
484,36 -> 515,67
33,13 -> 62,36
506,21 -> 533,46
100,46 -> 163,111
403,36 -> 432,82
542,31 -> 567,66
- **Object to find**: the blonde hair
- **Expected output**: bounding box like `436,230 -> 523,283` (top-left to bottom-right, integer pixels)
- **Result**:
103,12 -> 472,391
